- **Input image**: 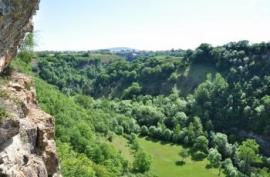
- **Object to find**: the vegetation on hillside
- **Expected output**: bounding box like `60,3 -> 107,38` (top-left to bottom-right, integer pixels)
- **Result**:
12,35 -> 270,177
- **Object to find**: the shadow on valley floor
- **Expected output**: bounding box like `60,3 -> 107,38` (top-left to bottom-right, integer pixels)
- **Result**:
144,136 -> 175,146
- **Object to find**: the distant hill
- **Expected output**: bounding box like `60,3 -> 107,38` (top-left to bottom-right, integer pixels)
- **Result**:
105,47 -> 138,52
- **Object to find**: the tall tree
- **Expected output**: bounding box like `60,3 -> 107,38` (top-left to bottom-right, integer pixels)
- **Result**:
237,139 -> 260,175
208,148 -> 222,175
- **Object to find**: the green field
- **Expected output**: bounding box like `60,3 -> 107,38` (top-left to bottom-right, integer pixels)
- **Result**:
138,138 -> 223,177
103,135 -> 134,163
105,136 -> 224,177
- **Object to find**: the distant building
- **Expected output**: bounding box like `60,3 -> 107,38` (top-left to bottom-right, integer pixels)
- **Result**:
0,0 -> 10,16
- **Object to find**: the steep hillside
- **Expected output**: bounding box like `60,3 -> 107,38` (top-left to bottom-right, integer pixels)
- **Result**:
36,52 -> 212,98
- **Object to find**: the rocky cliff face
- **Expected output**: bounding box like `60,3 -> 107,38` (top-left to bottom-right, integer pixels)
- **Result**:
0,0 -> 39,72
0,72 -> 60,177
0,0 -> 60,176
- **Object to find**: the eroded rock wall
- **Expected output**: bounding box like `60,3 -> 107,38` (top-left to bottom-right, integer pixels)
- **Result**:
0,1 -> 60,176
0,72 -> 60,177
0,0 -> 39,72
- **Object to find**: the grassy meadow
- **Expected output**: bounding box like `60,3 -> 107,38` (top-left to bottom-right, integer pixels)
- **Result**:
106,135 -> 223,177
138,138 -> 223,177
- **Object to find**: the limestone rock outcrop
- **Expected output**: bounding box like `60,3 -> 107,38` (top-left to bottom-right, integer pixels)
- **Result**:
0,0 -> 39,72
0,72 -> 60,177
0,1 -> 60,176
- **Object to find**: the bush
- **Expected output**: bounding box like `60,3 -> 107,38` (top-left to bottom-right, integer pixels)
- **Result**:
115,126 -> 124,135
133,150 -> 152,173
18,33 -> 35,64
193,135 -> 209,153
122,82 -> 142,99
192,151 -> 207,161
140,125 -> 149,136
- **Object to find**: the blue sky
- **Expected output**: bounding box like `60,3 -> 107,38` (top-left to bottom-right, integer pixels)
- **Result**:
34,0 -> 270,51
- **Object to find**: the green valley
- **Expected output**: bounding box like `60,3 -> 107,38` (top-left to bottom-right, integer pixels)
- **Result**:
2,1 -> 270,177
10,35 -> 270,177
